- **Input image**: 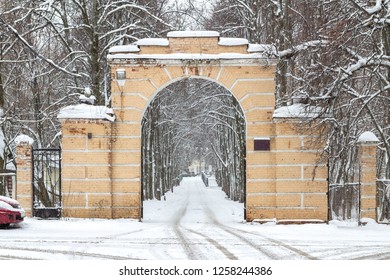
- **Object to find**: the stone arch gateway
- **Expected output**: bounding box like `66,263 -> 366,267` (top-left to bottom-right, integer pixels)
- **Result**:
56,31 -> 329,222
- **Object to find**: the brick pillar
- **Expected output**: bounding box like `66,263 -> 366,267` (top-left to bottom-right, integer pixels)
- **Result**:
15,136 -> 34,217
357,132 -> 379,222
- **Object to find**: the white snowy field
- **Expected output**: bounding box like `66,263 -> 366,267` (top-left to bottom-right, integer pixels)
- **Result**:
1,176 -> 390,261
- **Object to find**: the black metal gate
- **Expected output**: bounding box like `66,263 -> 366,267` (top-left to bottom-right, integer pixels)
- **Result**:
328,156 -> 361,222
328,183 -> 360,221
378,180 -> 390,222
32,148 -> 62,219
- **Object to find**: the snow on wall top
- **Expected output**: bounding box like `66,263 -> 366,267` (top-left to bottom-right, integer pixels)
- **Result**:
58,104 -> 115,122
109,45 -> 140,53
167,31 -> 220,38
136,38 -> 169,46
108,31 -> 274,59
15,134 -> 34,146
273,104 -> 322,119
107,52 -> 267,61
358,131 -> 379,143
218,37 -> 248,46
248,44 -> 277,53
108,31 -> 273,56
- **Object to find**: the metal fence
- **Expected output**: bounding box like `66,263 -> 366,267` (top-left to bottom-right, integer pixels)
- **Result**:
32,148 -> 62,219
378,179 -> 390,222
328,183 -> 360,222
201,172 -> 208,187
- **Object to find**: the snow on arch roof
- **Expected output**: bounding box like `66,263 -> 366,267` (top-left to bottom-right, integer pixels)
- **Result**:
109,45 -> 140,54
136,38 -> 169,46
218,37 -> 249,46
167,31 -> 220,38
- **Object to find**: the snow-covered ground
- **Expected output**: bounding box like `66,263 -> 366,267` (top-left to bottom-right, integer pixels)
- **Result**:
1,176 -> 390,261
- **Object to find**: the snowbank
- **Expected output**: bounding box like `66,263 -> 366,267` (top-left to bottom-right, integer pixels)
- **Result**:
57,104 -> 115,122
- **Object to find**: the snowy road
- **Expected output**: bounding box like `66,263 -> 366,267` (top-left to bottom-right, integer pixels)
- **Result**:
1,177 -> 390,260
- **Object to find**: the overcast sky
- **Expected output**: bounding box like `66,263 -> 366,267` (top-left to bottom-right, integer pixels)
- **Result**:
170,0 -> 216,30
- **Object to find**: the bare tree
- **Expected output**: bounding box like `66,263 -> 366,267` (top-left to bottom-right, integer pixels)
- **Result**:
207,0 -> 390,220
142,78 -> 246,202
0,0 -> 175,196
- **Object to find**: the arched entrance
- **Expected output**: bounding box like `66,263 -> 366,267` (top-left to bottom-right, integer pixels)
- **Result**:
108,31 -> 277,221
140,77 -> 246,219
56,31 -> 329,222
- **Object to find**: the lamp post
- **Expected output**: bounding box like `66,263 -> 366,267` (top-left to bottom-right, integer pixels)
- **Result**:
116,69 -> 126,88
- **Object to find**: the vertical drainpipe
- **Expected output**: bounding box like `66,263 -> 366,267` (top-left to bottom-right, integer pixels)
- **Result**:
109,121 -> 114,219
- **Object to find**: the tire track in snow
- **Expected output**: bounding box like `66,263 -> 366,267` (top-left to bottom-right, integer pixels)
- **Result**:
194,179 -> 318,260
304,244 -> 389,260
0,245 -> 139,260
169,180 -> 235,260
97,225 -> 161,241
352,250 -> 390,260
191,180 -> 282,259
231,228 -> 319,260
171,195 -> 202,260
0,254 -> 41,260
210,220 -> 284,259
182,227 -> 238,260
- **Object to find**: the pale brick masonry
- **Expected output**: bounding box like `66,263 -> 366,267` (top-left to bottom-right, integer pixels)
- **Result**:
15,136 -> 34,216
13,31 -> 380,223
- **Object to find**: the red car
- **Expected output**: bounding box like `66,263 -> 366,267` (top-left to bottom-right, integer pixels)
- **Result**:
0,195 -> 25,228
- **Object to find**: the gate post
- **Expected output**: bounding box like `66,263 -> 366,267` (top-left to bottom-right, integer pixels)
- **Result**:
15,135 -> 34,217
357,131 -> 379,222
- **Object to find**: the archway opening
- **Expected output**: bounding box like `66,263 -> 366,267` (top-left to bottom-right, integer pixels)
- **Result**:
141,78 -> 246,220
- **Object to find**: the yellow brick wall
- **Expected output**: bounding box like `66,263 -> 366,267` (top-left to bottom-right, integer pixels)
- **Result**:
61,119 -> 115,219
15,144 -> 33,216
245,117 -> 328,222
56,34 -> 332,222
273,120 -> 327,222
139,45 -> 170,54
168,37 -> 220,53
359,143 -> 378,220
120,59 -> 328,223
